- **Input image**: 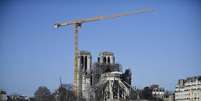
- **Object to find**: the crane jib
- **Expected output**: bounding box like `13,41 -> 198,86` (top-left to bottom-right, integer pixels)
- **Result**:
54,8 -> 154,27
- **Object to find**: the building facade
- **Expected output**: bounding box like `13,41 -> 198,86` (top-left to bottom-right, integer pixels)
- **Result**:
0,90 -> 7,101
77,51 -> 133,101
175,76 -> 201,101
77,51 -> 92,99
150,84 -> 165,99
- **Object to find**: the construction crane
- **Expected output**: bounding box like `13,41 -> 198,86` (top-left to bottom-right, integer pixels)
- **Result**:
54,7 -> 153,98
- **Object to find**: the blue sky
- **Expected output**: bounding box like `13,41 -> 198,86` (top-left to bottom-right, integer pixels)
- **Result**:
1,0 -> 201,96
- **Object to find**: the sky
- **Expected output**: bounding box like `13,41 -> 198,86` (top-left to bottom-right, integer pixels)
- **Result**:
0,0 -> 201,96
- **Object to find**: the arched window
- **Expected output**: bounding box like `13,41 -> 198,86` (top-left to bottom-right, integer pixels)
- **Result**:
113,57 -> 115,64
108,57 -> 110,64
85,56 -> 87,71
103,57 -> 106,63
80,56 -> 84,65
97,57 -> 100,63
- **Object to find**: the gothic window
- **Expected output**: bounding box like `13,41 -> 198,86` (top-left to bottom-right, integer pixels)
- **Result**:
103,57 -> 106,64
85,56 -> 87,71
108,57 -> 110,64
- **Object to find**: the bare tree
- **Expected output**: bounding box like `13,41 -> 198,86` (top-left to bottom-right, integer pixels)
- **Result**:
34,86 -> 53,101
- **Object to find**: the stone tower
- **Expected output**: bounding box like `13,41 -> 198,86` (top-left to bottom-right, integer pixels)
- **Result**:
78,51 -> 92,99
98,51 -> 115,64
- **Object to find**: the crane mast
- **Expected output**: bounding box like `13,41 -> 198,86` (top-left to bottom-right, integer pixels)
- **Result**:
54,8 -> 153,99
73,23 -> 80,98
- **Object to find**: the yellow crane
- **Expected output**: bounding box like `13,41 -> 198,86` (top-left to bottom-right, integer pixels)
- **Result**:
54,7 -> 153,98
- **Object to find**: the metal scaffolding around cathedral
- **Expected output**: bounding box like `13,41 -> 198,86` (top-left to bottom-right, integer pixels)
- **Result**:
77,51 -> 133,101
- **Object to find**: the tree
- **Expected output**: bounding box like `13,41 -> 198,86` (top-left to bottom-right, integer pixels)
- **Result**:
129,89 -> 138,100
54,86 -> 68,101
34,86 -> 53,101
53,84 -> 78,101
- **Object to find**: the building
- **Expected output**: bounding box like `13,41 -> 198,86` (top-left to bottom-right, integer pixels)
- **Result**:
164,93 -> 175,101
175,75 -> 201,101
8,94 -> 29,101
0,90 -> 8,101
77,51 -> 92,99
77,51 -> 133,101
150,84 -> 165,99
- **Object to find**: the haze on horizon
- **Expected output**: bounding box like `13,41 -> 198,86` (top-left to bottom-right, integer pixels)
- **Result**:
0,0 -> 201,96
